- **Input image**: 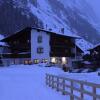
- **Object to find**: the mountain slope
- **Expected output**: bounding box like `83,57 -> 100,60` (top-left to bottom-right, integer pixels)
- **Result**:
0,0 -> 100,51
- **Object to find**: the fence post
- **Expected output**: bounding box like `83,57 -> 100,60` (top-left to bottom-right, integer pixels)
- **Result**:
46,74 -> 100,100
46,74 -> 48,85
70,80 -> 74,100
51,75 -> 54,89
48,75 -> 51,87
80,83 -> 84,99
56,77 -> 59,91
62,78 -> 66,95
93,86 -> 96,100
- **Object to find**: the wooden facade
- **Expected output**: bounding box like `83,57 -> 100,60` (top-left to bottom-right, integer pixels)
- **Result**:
0,27 -> 79,65
50,33 -> 75,57
89,43 -> 100,69
90,44 -> 100,56
1,28 -> 31,58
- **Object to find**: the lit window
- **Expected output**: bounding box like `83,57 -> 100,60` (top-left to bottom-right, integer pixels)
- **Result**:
37,47 -> 44,54
34,59 -> 39,64
29,60 -> 32,64
51,57 -> 56,63
24,60 -> 29,64
62,57 -> 67,64
37,36 -> 42,43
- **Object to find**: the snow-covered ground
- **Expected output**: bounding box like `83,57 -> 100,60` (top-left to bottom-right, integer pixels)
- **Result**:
0,64 -> 100,100
0,65 -> 68,100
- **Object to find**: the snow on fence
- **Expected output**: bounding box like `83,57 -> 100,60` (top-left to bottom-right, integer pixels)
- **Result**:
46,73 -> 100,100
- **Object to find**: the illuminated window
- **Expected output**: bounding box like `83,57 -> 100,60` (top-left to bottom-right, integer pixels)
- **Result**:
29,60 -> 32,64
51,57 -> 57,63
62,57 -> 67,64
37,47 -> 44,54
37,35 -> 42,43
24,60 -> 29,64
34,59 -> 39,64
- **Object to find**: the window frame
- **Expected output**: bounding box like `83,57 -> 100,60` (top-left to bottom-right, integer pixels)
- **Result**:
37,47 -> 44,54
37,35 -> 42,43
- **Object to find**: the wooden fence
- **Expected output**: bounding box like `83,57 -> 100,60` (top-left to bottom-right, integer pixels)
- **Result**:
46,73 -> 100,100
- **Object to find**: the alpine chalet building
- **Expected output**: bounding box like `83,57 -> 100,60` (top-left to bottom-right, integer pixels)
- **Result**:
1,27 -> 80,67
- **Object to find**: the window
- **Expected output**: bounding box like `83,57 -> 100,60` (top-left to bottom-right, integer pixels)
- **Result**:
24,60 -> 29,64
51,57 -> 57,64
62,57 -> 67,64
33,59 -> 39,64
37,47 -> 44,54
37,35 -> 42,43
42,59 -> 48,63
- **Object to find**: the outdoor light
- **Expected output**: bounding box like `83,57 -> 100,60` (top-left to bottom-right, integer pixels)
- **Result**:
51,57 -> 56,63
62,57 -> 66,64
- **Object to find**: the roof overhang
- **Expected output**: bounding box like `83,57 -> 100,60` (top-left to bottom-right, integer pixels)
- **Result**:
1,27 -> 81,42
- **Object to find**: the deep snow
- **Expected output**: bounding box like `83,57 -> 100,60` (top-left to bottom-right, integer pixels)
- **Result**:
0,64 -> 100,100
0,65 -> 68,100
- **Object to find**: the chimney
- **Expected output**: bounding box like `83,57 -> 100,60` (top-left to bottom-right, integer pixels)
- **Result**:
61,28 -> 64,34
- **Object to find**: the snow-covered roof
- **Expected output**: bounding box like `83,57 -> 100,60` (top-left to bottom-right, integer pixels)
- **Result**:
76,45 -> 84,53
89,42 -> 100,50
76,38 -> 94,54
0,34 -> 9,47
1,27 -> 81,42
93,43 -> 100,49
0,34 -> 4,40
0,42 -> 8,47
32,27 -> 81,39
